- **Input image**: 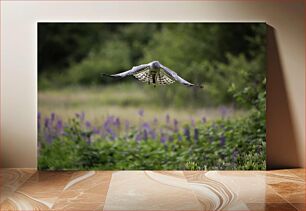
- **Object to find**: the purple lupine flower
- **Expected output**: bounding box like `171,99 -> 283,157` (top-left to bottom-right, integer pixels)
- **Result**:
220,106 -> 227,119
194,128 -> 199,143
103,116 -> 113,129
114,117 -> 120,129
56,119 -> 63,134
201,117 -> 207,124
103,121 -> 108,130
220,135 -> 226,146
93,127 -> 100,134
143,130 -> 148,140
46,134 -> 53,144
142,122 -> 150,131
135,133 -> 142,142
139,122 -> 151,141
166,114 -> 170,125
109,116 -> 115,125
149,130 -> 157,140
106,127 -> 116,140
44,118 -> 50,128
160,135 -> 167,143
178,135 -> 182,141
85,121 -> 91,129
138,109 -> 144,117
44,123 -> 53,143
184,127 -> 190,141
173,119 -> 179,132
103,116 -> 115,139
50,112 -> 55,123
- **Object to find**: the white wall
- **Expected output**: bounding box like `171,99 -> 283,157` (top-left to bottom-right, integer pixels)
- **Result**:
1,1 -> 304,168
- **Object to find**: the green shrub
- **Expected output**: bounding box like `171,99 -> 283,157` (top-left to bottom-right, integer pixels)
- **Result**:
38,106 -> 265,170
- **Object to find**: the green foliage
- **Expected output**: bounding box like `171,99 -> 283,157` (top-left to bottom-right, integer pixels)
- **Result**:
67,40 -> 132,85
38,138 -> 80,170
38,107 -> 266,170
139,23 -> 266,107
38,23 -> 266,108
38,23 -> 121,74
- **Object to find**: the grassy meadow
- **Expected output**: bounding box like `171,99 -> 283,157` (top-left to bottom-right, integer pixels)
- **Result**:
38,83 -> 247,126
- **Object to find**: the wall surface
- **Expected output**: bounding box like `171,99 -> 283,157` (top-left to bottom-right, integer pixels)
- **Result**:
1,1 -> 304,168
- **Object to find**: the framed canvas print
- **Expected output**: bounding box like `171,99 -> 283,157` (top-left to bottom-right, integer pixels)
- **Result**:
37,22 -> 266,171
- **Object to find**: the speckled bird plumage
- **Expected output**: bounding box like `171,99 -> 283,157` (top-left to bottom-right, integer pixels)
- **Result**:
103,61 -> 203,88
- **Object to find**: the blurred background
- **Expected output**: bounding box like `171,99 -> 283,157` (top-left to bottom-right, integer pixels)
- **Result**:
38,23 -> 265,123
38,23 -> 266,170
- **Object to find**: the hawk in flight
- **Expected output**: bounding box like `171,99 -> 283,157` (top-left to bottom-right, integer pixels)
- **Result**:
102,61 -> 203,88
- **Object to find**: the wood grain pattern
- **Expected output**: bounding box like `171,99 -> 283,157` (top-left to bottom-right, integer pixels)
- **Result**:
0,169 -> 304,210
0,169 -> 36,204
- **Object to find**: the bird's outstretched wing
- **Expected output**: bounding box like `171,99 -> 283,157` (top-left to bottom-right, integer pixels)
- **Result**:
160,64 -> 203,88
103,64 -> 149,78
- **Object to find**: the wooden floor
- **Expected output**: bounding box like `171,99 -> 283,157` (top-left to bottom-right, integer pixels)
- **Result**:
0,169 -> 304,210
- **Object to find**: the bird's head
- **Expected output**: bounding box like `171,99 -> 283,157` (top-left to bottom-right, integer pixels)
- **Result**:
151,61 -> 161,69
